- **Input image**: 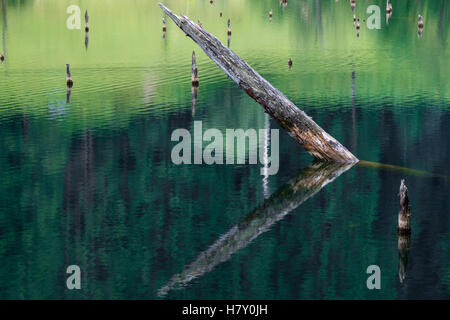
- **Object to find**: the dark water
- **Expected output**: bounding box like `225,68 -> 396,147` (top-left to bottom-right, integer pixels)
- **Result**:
0,0 -> 449,299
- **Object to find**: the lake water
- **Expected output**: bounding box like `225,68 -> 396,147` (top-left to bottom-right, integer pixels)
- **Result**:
0,0 -> 449,299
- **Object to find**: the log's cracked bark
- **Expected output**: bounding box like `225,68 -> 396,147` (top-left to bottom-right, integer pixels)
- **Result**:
157,161 -> 354,296
159,3 -> 358,163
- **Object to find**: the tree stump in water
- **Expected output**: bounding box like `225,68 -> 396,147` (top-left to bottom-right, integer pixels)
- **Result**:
398,179 -> 411,234
191,51 -> 199,86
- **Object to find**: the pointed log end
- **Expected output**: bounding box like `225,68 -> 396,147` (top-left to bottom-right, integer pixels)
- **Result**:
158,3 -> 182,27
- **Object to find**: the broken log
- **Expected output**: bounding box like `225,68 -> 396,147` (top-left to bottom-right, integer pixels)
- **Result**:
158,3 -> 358,163
157,161 -> 354,296
398,179 -> 411,234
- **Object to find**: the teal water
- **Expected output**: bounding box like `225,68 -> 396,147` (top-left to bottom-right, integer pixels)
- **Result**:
0,0 -> 449,299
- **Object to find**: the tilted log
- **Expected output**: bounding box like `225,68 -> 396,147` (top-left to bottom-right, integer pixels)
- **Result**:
158,3 -> 358,163
157,161 -> 354,296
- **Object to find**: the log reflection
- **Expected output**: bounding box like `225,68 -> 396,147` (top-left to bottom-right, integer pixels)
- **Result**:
157,161 -> 354,297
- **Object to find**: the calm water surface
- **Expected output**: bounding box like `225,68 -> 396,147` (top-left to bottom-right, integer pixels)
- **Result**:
0,0 -> 449,299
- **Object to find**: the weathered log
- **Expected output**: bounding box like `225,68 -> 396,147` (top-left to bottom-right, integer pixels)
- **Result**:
157,161 -> 354,296
398,179 -> 411,234
158,3 -> 358,163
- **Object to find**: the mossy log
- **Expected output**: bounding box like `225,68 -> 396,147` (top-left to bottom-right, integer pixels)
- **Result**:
158,3 -> 358,163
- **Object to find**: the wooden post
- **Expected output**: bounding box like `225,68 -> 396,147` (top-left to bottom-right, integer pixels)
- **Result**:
191,51 -> 199,86
418,15 -> 424,37
158,3 -> 358,163
398,179 -> 411,234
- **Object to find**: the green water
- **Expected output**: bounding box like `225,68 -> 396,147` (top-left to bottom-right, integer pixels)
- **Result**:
0,0 -> 449,299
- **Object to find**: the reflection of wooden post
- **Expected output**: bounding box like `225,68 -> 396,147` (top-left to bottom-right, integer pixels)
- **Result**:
84,32 -> 89,50
191,51 -> 199,86
397,179 -> 411,282
398,234 -> 411,283
159,3 -> 358,163
398,179 -> 411,234
157,161 -> 355,296
85,10 -> 89,32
